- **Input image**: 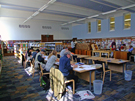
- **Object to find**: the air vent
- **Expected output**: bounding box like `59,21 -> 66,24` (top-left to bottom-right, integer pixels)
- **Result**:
42,26 -> 52,29
61,27 -> 69,30
19,25 -> 30,28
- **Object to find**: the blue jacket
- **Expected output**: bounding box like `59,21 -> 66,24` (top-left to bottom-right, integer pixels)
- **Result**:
32,52 -> 37,59
59,55 -> 72,76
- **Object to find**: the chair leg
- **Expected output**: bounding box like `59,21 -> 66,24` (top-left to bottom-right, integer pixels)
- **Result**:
110,71 -> 111,81
103,72 -> 105,84
32,69 -> 35,78
39,73 -> 41,82
101,72 -> 102,78
73,80 -> 75,94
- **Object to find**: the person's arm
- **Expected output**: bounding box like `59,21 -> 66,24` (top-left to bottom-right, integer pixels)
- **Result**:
38,55 -> 44,62
66,59 -> 72,70
128,48 -> 133,52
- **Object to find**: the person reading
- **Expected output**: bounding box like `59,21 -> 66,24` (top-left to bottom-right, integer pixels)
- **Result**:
59,51 -> 78,88
60,47 -> 68,57
35,49 -> 46,69
44,50 -> 59,72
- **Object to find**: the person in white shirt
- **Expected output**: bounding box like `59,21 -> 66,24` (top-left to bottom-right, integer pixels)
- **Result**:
60,47 -> 68,57
71,39 -> 76,53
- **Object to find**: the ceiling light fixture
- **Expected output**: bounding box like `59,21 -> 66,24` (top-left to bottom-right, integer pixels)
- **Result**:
87,14 -> 99,18
32,11 -> 39,16
38,5 -> 48,11
68,21 -> 76,23
121,4 -> 135,9
76,18 -> 86,22
61,4 -> 135,26
102,10 -> 116,15
23,0 -> 56,23
61,23 -> 67,25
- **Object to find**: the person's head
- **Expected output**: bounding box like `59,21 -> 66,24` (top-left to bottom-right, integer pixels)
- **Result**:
41,49 -> 45,54
48,50 -> 57,59
129,45 -> 133,48
64,51 -> 71,58
65,47 -> 68,51
29,48 -> 33,52
51,50 -> 57,56
36,49 -> 40,53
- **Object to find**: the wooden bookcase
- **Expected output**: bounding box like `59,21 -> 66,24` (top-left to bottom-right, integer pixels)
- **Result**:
14,43 -> 28,59
2,41 -> 14,56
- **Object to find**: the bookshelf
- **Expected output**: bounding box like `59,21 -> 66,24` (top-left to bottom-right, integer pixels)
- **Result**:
3,41 -> 14,56
14,43 -> 28,59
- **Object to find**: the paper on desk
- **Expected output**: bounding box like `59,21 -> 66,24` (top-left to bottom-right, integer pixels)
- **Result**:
74,68 -> 84,71
43,56 -> 48,61
81,65 -> 96,70
55,62 -> 59,65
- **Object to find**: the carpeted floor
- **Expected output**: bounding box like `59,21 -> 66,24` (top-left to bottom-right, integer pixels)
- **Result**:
0,56 -> 135,101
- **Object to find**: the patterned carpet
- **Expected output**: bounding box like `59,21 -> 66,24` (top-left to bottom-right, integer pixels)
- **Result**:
0,56 -> 135,101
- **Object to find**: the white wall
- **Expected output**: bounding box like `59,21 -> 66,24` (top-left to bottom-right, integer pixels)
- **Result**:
0,17 -> 72,40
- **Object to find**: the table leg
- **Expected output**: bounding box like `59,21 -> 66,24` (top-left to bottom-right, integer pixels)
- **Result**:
89,71 -> 91,90
123,63 -> 125,79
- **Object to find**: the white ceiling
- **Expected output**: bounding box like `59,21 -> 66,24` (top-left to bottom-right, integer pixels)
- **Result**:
0,0 -> 135,25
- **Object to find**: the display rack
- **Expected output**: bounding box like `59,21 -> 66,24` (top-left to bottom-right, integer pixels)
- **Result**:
45,42 -> 63,52
14,43 -> 28,59
29,42 -> 40,51
3,41 -> 14,56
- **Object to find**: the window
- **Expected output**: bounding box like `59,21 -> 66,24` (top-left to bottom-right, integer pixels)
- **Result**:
110,17 -> 115,31
97,20 -> 101,32
88,22 -> 91,33
124,13 -> 131,29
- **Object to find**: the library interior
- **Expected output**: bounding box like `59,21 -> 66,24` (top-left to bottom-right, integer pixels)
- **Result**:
0,0 -> 135,101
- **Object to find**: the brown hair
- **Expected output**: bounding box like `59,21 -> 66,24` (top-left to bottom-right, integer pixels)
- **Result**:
48,50 -> 57,59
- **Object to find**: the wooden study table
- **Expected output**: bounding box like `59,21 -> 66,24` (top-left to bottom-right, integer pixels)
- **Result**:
92,50 -> 112,58
55,61 -> 102,90
73,54 -> 89,62
85,56 -> 129,79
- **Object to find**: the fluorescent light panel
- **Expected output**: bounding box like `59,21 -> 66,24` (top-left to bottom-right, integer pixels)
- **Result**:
102,10 -> 116,15
88,14 -> 99,18
23,0 -> 56,23
76,18 -> 86,21
121,4 -> 135,9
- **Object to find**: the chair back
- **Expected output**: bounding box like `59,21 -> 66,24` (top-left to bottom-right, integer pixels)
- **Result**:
77,58 -> 80,62
132,48 -> 135,54
57,54 -> 60,58
73,55 -> 77,62
50,68 -> 66,100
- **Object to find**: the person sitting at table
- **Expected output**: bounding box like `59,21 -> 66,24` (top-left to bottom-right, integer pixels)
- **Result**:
25,48 -> 33,61
120,44 -> 126,51
111,45 -> 116,50
44,50 -> 59,72
59,51 -> 78,88
35,49 -> 46,69
32,49 -> 40,60
127,45 -> 133,60
60,47 -> 68,57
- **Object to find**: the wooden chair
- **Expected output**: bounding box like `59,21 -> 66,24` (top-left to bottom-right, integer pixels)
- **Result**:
39,65 -> 50,84
50,68 -> 75,100
31,58 -> 36,78
102,62 -> 111,84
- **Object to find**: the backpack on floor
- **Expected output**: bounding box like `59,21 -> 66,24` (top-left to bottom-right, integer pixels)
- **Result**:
41,75 -> 50,90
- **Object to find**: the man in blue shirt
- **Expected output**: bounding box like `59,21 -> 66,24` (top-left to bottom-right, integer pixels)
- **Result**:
59,51 -> 78,88
127,45 -> 133,60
